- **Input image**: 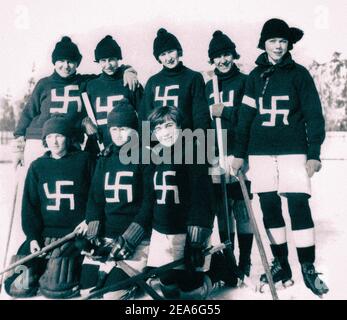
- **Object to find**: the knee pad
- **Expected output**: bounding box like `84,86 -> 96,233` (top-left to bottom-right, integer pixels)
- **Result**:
4,254 -> 44,298
39,254 -> 82,299
259,192 -> 285,229
287,193 -> 314,230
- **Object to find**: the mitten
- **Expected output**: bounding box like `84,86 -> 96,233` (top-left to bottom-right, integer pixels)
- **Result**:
108,222 -> 144,260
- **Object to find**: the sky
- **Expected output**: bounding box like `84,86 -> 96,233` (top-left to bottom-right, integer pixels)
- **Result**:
0,0 -> 346,99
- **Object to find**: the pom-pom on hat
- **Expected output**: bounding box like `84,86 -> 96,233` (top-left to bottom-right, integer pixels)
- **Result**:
107,98 -> 138,130
153,28 -> 182,60
52,36 -> 82,65
258,18 -> 304,50
208,30 -> 240,61
94,35 -> 122,61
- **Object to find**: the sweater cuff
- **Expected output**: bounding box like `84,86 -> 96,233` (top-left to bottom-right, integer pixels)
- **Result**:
187,226 -> 212,244
86,220 -> 100,240
307,144 -> 321,161
123,222 -> 145,247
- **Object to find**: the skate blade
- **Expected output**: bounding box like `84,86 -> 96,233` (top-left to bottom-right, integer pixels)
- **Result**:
256,279 -> 294,293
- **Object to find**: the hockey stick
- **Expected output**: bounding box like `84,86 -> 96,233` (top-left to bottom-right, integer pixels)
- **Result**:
211,75 -> 240,277
81,92 -> 105,152
237,172 -> 279,300
117,260 -> 164,300
81,242 -> 230,300
212,75 -> 231,237
0,230 -> 78,276
0,164 -> 22,291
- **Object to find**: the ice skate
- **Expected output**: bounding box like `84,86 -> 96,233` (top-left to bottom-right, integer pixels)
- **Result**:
301,263 -> 329,297
258,258 -> 294,293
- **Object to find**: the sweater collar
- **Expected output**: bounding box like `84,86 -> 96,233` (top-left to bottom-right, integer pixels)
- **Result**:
256,52 -> 295,69
43,146 -> 80,159
214,63 -> 240,81
100,65 -> 126,81
52,70 -> 78,83
160,61 -> 186,76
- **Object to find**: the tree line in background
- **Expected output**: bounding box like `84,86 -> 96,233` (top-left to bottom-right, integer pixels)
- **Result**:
0,55 -> 347,138
309,52 -> 347,131
0,64 -> 36,143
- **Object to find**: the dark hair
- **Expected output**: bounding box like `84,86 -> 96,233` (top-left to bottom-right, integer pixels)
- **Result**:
208,50 -> 240,64
148,106 -> 183,131
42,136 -> 73,150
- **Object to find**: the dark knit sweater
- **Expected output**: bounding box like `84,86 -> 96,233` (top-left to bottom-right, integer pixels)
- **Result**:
140,62 -> 210,130
22,150 -> 94,241
14,72 -> 93,139
134,143 -> 214,235
85,65 -> 143,146
205,64 -> 247,156
86,145 -> 145,238
234,52 -> 325,160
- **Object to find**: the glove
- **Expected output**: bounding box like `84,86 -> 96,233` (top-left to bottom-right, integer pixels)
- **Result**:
12,136 -> 25,167
108,222 -> 144,261
210,103 -> 224,118
81,117 -> 98,136
184,226 -> 212,270
86,220 -> 100,241
98,143 -> 113,158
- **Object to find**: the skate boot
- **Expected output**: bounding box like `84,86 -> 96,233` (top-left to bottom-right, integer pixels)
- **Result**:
258,258 -> 294,293
238,258 -> 251,281
207,251 -> 239,288
301,263 -> 329,297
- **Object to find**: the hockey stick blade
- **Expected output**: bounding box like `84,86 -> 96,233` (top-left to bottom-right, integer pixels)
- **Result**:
117,260 -> 164,300
81,242 -> 230,300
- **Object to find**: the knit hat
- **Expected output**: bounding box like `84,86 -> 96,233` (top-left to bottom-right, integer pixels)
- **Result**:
153,28 -> 182,60
94,35 -> 122,61
42,114 -> 74,140
107,98 -> 138,130
52,36 -> 82,65
258,18 -> 304,50
208,30 -> 240,61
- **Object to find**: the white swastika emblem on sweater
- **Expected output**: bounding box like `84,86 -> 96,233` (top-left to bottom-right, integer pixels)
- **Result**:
105,171 -> 133,203
154,171 -> 180,204
43,181 -> 75,210
51,85 -> 82,113
154,85 -> 179,107
209,90 -> 234,107
259,96 -> 289,126
95,95 -> 124,125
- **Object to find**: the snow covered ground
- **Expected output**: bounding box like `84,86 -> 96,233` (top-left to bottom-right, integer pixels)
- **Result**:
0,134 -> 346,300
